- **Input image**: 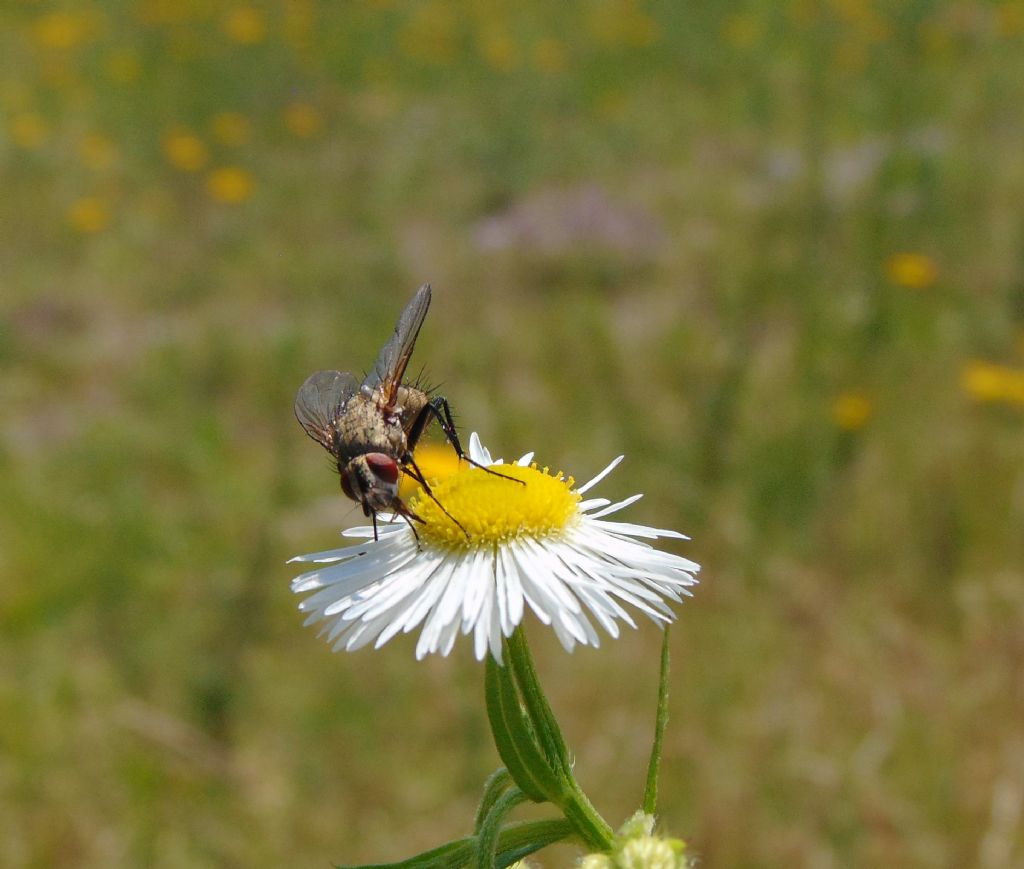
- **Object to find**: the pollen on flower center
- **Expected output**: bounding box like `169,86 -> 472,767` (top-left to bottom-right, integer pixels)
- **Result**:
409,463 -> 580,549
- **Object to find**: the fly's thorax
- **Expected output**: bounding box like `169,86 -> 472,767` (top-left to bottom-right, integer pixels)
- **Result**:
333,393 -> 407,461
393,385 -> 429,426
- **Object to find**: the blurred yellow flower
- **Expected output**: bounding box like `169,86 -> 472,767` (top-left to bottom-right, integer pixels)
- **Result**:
223,6 -> 267,44
138,0 -> 192,25
533,37 -> 568,74
206,166 -> 254,203
961,360 -> 1024,406
11,113 -> 49,149
885,252 -> 937,289
831,0 -> 891,42
283,102 -> 323,138
78,133 -> 118,170
996,2 -> 1024,37
106,50 -> 142,84
211,111 -> 251,146
920,21 -> 954,59
832,391 -> 872,430
67,197 -> 111,234
163,129 -> 209,172
595,89 -> 627,121
836,39 -> 868,74
398,443 -> 466,499
478,28 -> 519,72
788,0 -> 819,27
33,12 -> 91,50
397,3 -> 459,65
722,13 -> 763,48
283,0 -> 316,44
588,1 -> 661,48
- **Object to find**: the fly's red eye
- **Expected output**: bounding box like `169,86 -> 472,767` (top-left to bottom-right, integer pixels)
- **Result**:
364,452 -> 399,484
340,467 -> 357,500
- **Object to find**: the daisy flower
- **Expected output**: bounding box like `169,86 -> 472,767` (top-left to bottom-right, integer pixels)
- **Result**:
289,435 -> 700,662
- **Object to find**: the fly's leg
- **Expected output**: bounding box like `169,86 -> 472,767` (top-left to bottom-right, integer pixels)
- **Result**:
425,396 -> 526,486
370,503 -> 422,544
397,510 -> 421,546
401,454 -> 470,540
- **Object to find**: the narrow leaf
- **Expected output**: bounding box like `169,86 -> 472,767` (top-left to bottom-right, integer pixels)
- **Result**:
485,652 -> 562,802
506,627 -> 572,778
475,787 -> 527,869
334,835 -> 474,869
493,818 -> 575,867
474,768 -> 513,833
334,819 -> 574,869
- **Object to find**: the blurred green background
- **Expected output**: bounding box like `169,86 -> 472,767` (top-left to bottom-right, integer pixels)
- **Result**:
3,0 -> 1024,866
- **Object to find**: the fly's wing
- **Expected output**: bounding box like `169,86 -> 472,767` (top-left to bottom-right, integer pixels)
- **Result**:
362,283 -> 431,405
294,370 -> 359,451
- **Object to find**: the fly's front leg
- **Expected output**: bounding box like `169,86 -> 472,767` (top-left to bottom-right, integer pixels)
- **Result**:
404,398 -> 435,455
427,396 -> 525,486
426,395 -> 467,460
401,453 -> 470,539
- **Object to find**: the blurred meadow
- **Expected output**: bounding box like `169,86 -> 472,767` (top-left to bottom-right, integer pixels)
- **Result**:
3,0 -> 1024,866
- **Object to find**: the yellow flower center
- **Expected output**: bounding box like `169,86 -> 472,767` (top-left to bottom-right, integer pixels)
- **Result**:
409,463 -> 580,549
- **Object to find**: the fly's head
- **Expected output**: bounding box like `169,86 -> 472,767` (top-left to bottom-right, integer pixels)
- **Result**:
340,452 -> 402,515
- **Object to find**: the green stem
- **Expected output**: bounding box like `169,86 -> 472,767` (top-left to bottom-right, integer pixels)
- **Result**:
643,626 -> 671,815
558,782 -> 615,852
503,629 -> 615,851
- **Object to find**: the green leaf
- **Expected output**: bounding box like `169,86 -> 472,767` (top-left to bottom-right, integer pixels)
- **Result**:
334,836 -> 474,869
474,768 -> 513,833
506,627 -> 573,778
485,652 -> 562,803
492,819 -> 575,867
490,631 -> 615,851
333,819 -> 574,869
475,786 -> 527,868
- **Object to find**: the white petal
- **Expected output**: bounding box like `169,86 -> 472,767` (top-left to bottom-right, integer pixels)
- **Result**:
473,587 -> 493,660
589,518 -> 690,541
468,432 -> 493,466
342,523 -> 403,539
487,606 -> 504,662
287,541 -> 368,564
575,455 -> 624,495
586,493 -> 644,519
551,617 -> 578,653
500,546 -> 525,628
460,548 -> 492,630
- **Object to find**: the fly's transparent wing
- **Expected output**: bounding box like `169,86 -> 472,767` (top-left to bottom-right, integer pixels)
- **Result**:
362,283 -> 431,404
294,370 -> 359,450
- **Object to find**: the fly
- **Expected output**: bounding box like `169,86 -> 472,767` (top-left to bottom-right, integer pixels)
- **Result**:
294,283 -> 521,540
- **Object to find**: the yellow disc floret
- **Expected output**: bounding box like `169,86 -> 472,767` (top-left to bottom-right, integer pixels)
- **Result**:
399,443 -> 466,499
409,463 -> 580,550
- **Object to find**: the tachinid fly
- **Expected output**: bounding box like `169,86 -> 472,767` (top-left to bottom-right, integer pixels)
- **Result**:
294,283 -> 518,539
